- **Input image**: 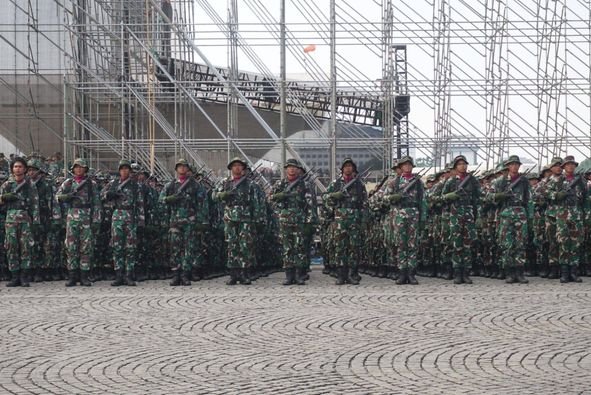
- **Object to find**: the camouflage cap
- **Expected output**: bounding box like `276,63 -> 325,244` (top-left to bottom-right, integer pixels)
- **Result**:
175,158 -> 189,169
397,156 -> 414,167
561,155 -> 578,167
70,158 -> 89,172
130,162 -> 142,172
526,172 -> 539,180
118,159 -> 132,170
284,158 -> 304,170
227,157 -> 247,170
426,174 -> 436,183
26,158 -> 43,170
452,155 -> 469,168
340,157 -> 357,170
504,155 -> 522,166
548,157 -> 563,168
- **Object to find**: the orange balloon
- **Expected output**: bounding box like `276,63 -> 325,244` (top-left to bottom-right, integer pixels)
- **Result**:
303,44 -> 316,53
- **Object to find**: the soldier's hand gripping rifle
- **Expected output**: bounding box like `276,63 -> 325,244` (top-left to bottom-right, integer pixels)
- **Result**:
455,163 -> 482,195
493,166 -> 533,203
341,167 -> 372,196
271,166 -> 318,202
216,163 -> 263,202
556,174 -> 584,202
1,177 -> 30,203
387,167 -> 430,204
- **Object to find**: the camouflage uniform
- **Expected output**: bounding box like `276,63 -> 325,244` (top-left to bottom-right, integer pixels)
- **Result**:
0,171 -> 9,281
0,158 -> 40,287
323,158 -> 368,285
270,159 -> 317,285
102,160 -> 145,286
215,158 -> 265,285
27,159 -> 53,281
545,156 -> 587,282
486,156 -> 530,283
382,156 -> 424,285
441,155 -> 481,284
56,158 -> 102,286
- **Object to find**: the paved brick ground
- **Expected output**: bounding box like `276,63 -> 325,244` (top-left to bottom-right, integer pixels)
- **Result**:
0,269 -> 590,394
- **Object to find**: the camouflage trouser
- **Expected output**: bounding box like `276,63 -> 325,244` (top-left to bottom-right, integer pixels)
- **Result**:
44,226 -> 63,269
111,219 -> 138,272
225,221 -> 255,269
545,214 -> 558,267
440,211 -> 452,266
31,224 -> 48,269
279,223 -> 306,269
533,211 -> 547,268
556,207 -> 584,267
4,221 -> 34,272
190,229 -> 206,269
384,212 -> 399,269
333,210 -> 363,268
0,225 -> 6,272
65,212 -> 93,272
448,207 -> 476,269
496,207 -> 528,268
392,207 -> 420,270
168,222 -> 195,272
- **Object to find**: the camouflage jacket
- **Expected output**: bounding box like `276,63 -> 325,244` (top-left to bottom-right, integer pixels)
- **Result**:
545,173 -> 587,214
384,173 -> 425,212
160,177 -> 209,226
56,176 -> 102,224
214,176 -> 265,223
101,177 -> 146,227
487,174 -> 531,213
323,175 -> 368,222
442,173 -> 481,210
271,177 -> 317,225
0,178 -> 40,225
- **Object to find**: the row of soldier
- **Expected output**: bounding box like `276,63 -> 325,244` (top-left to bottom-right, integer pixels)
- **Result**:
0,152 -> 588,288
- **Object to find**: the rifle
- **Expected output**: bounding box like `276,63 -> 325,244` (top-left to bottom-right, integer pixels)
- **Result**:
401,167 -> 431,195
564,174 -> 584,197
504,167 -> 533,194
456,163 -> 482,194
340,167 -> 372,196
227,163 -> 263,194
64,178 -> 89,201
283,166 -> 316,194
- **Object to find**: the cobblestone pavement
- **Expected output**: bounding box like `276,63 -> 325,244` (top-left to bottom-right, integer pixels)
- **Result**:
0,269 -> 590,395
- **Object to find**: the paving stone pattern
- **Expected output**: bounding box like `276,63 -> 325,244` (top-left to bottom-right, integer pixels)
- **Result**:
0,269 -> 590,394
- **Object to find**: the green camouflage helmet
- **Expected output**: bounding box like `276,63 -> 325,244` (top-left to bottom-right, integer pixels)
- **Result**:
70,158 -> 89,172
26,158 -> 43,170
131,162 -> 142,172
340,157 -> 357,171
561,155 -> 578,167
504,155 -> 522,166
227,157 -> 247,170
175,158 -> 189,169
284,158 -> 304,170
548,157 -> 563,168
452,155 -> 469,168
118,159 -> 132,170
397,156 -> 414,167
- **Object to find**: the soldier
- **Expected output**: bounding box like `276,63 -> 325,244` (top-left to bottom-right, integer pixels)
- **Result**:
543,157 -> 564,280
102,160 -> 145,286
26,158 -> 53,282
487,155 -> 530,284
545,156 -> 586,283
0,170 -> 8,281
323,158 -> 368,285
215,157 -> 265,285
56,158 -> 102,287
160,159 -> 209,286
270,159 -> 317,285
382,156 -> 424,285
441,155 -> 481,284
0,153 -> 9,173
0,157 -> 40,287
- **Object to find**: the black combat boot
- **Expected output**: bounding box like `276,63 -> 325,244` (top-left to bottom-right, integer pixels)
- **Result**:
515,267 -> 529,284
65,270 -> 77,287
6,271 -> 21,287
322,264 -> 331,275
568,266 -> 582,283
347,267 -> 359,285
170,270 -> 182,286
125,270 -> 137,286
335,267 -> 347,285
20,270 -> 30,287
52,267 -> 62,281
192,266 -> 203,282
407,269 -> 419,285
240,269 -> 251,285
505,267 -> 516,284
282,268 -> 295,285
180,270 -> 191,286
225,269 -> 238,285
559,265 -> 570,283
350,266 -> 361,283
80,270 -> 91,286
395,268 -> 408,285
453,268 -> 463,284
295,268 -> 306,285
462,267 -> 473,284
442,263 -> 453,280
33,268 -> 43,283
548,266 -> 560,279
111,269 -> 125,286
489,264 -> 499,279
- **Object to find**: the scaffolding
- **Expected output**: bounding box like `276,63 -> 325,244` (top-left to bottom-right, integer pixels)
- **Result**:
1,0 -> 591,180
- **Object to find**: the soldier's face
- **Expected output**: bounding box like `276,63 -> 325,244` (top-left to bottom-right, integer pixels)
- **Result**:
73,165 -> 86,177
563,163 -> 576,174
401,163 -> 413,173
27,168 -> 39,179
119,167 -> 131,179
176,164 -> 188,177
286,166 -> 298,178
455,161 -> 467,174
137,173 -> 146,182
342,164 -> 354,176
529,179 -> 538,187
12,162 -> 26,177
231,163 -> 245,177
508,163 -> 520,174
551,165 -> 562,176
